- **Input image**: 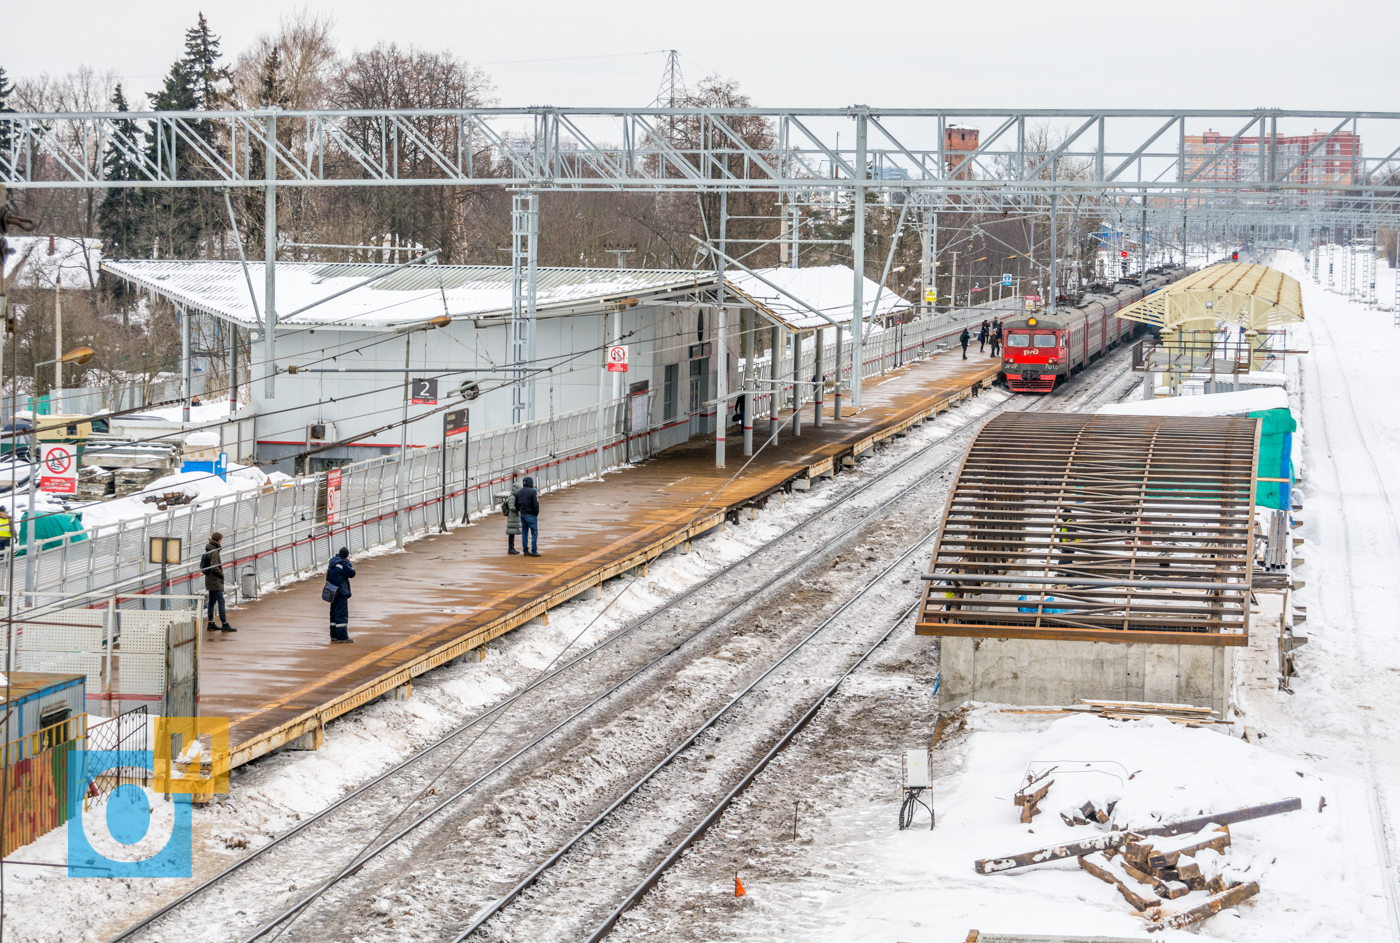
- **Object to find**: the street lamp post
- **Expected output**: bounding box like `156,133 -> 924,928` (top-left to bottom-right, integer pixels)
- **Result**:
24,347 -> 94,595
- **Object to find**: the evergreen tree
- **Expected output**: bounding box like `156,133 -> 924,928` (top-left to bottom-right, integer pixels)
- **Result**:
143,16 -> 231,259
0,67 -> 14,156
97,84 -> 145,257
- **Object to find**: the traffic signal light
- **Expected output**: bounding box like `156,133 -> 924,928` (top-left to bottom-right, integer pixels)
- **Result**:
1121,250 -> 1128,258
1232,252 -> 1239,261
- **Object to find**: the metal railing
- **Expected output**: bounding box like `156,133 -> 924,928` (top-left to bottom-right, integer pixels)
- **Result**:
15,396 -> 629,609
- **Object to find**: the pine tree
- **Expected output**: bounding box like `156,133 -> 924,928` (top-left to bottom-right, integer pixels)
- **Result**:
182,14 -> 230,111
98,84 -> 145,257
0,67 -> 14,156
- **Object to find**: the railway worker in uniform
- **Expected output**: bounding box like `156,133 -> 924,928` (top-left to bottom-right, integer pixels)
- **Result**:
201,531 -> 235,632
0,507 -> 11,554
500,479 -> 523,555
978,320 -> 990,352
327,547 -> 356,643
517,476 -> 541,557
959,327 -> 971,360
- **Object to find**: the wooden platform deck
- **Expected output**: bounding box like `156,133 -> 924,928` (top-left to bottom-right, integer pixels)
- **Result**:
206,351 -> 1002,767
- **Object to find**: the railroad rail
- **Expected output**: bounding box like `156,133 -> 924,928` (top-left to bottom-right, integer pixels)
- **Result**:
106,347 -> 1137,943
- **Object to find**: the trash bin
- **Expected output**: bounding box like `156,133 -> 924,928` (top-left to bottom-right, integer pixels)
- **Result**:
240,566 -> 258,600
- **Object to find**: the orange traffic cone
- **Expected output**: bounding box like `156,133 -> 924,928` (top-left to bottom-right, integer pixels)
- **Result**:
735,873 -> 746,897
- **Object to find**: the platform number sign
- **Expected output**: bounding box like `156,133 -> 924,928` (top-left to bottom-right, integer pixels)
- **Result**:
39,443 -> 78,494
410,377 -> 438,405
443,408 -> 469,437
607,345 -> 629,373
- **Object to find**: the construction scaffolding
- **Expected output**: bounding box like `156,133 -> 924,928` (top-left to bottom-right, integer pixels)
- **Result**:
917,413 -> 1259,645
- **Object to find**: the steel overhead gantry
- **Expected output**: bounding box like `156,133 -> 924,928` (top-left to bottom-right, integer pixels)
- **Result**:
7,105 -> 1399,405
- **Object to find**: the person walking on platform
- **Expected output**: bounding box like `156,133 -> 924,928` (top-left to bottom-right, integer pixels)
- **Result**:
978,320 -> 990,352
326,547 -> 356,643
201,531 -> 235,632
959,327 -> 971,360
500,479 -> 523,554
517,476 -> 541,557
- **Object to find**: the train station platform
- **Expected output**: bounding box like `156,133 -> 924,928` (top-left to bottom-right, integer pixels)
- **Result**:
206,350 -> 1002,768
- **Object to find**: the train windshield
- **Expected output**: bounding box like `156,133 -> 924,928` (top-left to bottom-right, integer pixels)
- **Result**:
1005,333 -> 1030,348
1033,333 -> 1058,347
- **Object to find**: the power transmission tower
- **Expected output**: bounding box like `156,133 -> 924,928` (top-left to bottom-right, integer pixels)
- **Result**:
652,50 -> 687,108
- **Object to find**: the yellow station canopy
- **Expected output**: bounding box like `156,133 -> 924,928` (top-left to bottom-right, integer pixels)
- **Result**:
1117,263 -> 1304,332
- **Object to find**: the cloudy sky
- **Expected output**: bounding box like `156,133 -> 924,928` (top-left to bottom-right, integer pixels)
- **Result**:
8,0 -> 1398,112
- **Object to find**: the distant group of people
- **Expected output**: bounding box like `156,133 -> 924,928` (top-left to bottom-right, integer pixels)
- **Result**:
959,319 -> 1005,359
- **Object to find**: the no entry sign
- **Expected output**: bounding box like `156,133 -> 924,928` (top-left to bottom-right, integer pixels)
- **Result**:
606,345 -> 629,373
40,443 -> 78,494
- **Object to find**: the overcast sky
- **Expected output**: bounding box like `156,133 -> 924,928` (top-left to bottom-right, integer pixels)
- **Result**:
8,0 -> 1399,112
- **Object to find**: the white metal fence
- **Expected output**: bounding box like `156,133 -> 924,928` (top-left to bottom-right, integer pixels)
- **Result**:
18,396 -> 630,609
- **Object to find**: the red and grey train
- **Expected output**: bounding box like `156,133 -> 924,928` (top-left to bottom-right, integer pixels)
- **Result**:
1000,266 -> 1189,392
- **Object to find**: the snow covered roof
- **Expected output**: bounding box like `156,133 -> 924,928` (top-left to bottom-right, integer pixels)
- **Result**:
1097,386 -> 1289,418
1117,263 -> 1304,331
723,265 -> 913,332
3,236 -> 103,289
100,259 -> 718,330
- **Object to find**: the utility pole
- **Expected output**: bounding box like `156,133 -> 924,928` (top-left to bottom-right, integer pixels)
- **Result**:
53,275 -> 62,413
715,191 -> 727,468
181,307 -> 191,423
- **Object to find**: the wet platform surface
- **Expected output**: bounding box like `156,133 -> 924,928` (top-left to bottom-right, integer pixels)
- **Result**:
204,351 -> 1002,765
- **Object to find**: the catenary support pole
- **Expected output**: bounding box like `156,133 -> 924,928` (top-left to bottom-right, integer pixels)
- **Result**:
813,327 -> 824,427
833,326 -> 844,420
769,325 -> 780,439
395,332 -> 411,549
53,277 -> 62,413
715,191 -> 727,468
851,108 -> 867,410
743,312 -> 754,456
263,108 -> 277,399
790,332 -> 802,437
181,306 -> 191,423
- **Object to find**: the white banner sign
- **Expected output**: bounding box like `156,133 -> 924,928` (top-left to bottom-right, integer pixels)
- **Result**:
607,345 -> 629,373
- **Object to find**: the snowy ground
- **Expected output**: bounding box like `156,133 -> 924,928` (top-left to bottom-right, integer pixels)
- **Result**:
602,250 -> 1400,942
0,379 -> 1017,943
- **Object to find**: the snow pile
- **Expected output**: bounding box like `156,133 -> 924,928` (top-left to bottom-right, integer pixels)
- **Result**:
1098,385 -> 1287,417
73,463 -> 273,533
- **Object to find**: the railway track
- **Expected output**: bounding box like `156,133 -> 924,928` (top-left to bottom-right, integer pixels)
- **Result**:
105,351 -> 1139,943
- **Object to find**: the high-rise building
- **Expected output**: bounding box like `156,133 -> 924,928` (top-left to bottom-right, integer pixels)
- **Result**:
1182,130 -> 1361,186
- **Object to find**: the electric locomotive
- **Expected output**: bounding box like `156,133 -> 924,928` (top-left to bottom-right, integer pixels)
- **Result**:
1001,266 -> 1189,393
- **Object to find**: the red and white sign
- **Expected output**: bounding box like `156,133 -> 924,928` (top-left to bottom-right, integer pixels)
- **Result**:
606,345 -> 629,373
1024,295 -> 1041,311
39,443 -> 78,495
326,469 -> 343,527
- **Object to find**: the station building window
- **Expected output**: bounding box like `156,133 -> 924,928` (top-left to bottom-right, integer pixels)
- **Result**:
663,363 -> 679,421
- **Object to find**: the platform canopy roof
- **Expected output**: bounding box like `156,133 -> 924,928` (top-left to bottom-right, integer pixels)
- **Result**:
915,412 -> 1260,646
723,265 -> 913,332
99,259 -> 718,330
1116,263 -> 1304,332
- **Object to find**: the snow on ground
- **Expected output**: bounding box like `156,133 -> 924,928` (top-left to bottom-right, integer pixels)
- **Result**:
634,708 -> 1341,943
605,249 -> 1400,943
0,376 -> 1013,943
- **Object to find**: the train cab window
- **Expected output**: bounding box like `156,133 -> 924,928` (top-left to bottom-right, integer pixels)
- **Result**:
1032,333 -> 1058,348
1005,333 -> 1030,348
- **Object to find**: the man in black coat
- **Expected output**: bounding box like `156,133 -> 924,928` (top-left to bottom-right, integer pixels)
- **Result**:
201,532 -> 235,632
327,547 -> 356,643
959,327 -> 971,360
978,320 -> 990,352
516,476 -> 541,557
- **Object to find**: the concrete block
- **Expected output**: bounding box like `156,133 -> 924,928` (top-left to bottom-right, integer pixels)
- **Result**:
791,478 -> 811,492
935,636 -> 1230,715
283,725 -> 323,752
387,681 -> 412,701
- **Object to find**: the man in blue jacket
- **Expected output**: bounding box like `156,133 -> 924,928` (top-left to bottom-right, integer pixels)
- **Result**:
327,547 -> 355,643
516,476 -> 540,557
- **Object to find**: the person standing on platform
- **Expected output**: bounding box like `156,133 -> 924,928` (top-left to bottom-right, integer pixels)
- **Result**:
201,531 -> 235,632
327,547 -> 356,643
990,325 -> 1003,358
0,507 -> 11,554
501,479 -> 522,555
959,327 -> 971,360
978,320 -> 989,352
517,476 -> 541,557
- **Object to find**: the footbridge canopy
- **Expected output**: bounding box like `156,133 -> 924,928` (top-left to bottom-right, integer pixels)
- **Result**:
1117,263 -> 1304,332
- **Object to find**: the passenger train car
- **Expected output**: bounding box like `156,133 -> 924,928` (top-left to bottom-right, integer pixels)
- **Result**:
1001,266 -> 1190,393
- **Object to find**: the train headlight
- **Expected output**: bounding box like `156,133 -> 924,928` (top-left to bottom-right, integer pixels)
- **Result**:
1028,317 -> 1038,327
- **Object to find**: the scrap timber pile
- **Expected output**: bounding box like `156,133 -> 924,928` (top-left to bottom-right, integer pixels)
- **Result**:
975,798 -> 1301,932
